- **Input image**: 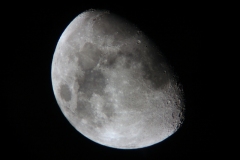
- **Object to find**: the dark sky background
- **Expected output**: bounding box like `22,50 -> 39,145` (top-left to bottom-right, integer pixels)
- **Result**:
5,2 -> 217,159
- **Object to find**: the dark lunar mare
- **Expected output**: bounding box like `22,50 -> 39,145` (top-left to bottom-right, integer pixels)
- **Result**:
59,84 -> 72,101
77,69 -> 106,99
76,42 -> 102,70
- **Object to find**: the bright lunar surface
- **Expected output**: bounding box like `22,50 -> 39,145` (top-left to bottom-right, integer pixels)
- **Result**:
51,9 -> 185,149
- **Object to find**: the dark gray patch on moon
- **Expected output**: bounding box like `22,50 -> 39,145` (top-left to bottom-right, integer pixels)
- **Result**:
101,49 -> 137,69
76,85 -> 116,129
106,53 -> 118,67
76,99 -> 112,129
101,99 -> 116,119
76,98 -> 90,110
76,42 -> 102,70
76,99 -> 105,129
77,69 -> 106,99
76,100 -> 93,119
59,84 -> 72,101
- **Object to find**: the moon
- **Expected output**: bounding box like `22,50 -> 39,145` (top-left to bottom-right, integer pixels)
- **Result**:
51,9 -> 185,149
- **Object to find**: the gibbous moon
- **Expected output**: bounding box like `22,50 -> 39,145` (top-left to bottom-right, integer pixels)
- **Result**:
51,9 -> 185,149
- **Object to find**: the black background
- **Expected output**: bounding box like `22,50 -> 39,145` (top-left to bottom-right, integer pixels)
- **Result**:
5,2 -> 217,159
